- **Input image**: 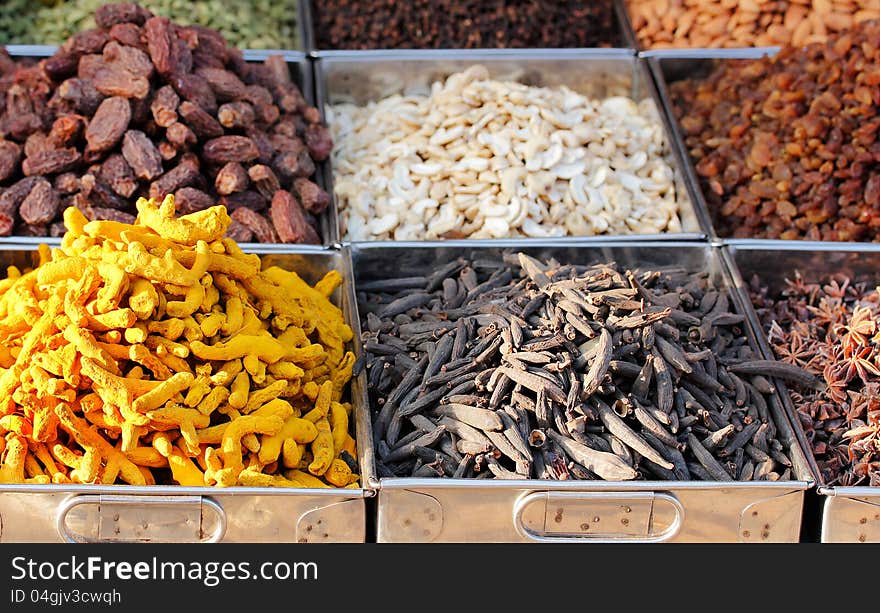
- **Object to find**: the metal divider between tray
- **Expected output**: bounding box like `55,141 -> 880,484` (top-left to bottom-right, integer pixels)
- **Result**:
313,49 -> 708,247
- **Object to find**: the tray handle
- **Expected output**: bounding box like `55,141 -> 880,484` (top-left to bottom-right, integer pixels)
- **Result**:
57,495 -> 227,543
513,491 -> 683,543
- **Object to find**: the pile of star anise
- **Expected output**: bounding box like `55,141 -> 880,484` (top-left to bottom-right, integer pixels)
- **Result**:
750,273 -> 880,487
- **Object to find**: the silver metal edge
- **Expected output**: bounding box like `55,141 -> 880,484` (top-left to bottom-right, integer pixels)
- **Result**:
723,239 -> 880,495
338,243 -> 378,494
0,243 -> 369,499
1,46 -> 336,249
639,47 -> 782,59
298,0 -> 313,56
613,0 -> 641,52
717,244 -> 819,487
351,239 -> 811,491
317,51 -> 706,245
313,56 -> 341,246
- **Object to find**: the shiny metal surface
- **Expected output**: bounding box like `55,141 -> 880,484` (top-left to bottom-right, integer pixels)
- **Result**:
645,51 -> 781,242
350,241 -> 813,542
726,241 -> 880,543
0,246 -> 372,543
1,46 -> 336,247
315,50 -> 707,244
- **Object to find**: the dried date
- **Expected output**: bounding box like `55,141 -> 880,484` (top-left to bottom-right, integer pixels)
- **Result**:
85,97 -> 131,158
22,148 -> 80,176
95,2 -> 152,29
294,178 -> 330,214
103,42 -> 154,80
150,85 -> 180,128
149,157 -> 200,200
0,140 -> 21,182
19,178 -> 60,225
270,190 -> 319,244
202,136 -> 259,165
145,16 -> 179,78
173,186 -> 215,214
215,162 -> 249,195
195,67 -> 247,102
93,64 -> 150,100
247,164 -> 280,200
217,101 -> 255,129
231,206 -> 279,243
178,101 -> 223,139
171,73 -> 217,114
121,130 -> 163,181
98,153 -> 138,198
166,122 -> 197,150
220,190 -> 265,212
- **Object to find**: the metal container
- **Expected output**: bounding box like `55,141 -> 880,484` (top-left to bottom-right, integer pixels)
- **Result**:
0,243 -> 376,542
350,240 -> 814,542
314,50 -> 709,247
725,240 -> 880,543
305,0 -> 637,55
644,50 -> 781,242
1,46 -> 338,247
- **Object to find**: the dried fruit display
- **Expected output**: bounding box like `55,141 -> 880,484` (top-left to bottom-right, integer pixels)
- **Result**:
312,0 -> 620,50
750,272 -> 880,487
0,0 -> 300,51
0,3 -> 330,243
0,196 -> 357,487
670,21 -> 880,241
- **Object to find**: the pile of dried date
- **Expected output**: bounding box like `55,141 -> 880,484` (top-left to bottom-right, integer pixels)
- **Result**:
670,20 -> 880,241
749,272 -> 880,486
0,2 -> 331,242
358,252 -> 819,482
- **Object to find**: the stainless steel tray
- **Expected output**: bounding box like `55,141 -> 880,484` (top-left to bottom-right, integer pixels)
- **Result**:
305,0 -> 637,55
1,45 -> 338,247
314,49 -> 708,247
350,240 -> 814,542
0,243 -> 376,543
725,239 -> 880,543
644,49 -> 782,243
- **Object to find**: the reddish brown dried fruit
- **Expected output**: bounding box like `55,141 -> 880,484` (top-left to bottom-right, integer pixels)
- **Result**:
93,64 -> 150,100
150,85 -> 180,128
247,128 -> 275,165
63,29 -> 110,55
77,55 -> 106,81
85,97 -> 131,157
145,16 -> 178,77
217,101 -> 255,129
304,123 -> 333,161
103,42 -> 154,80
272,150 -> 315,181
83,206 -> 137,223
95,2 -> 152,28
243,85 -> 279,124
215,162 -> 249,195
268,134 -> 305,155
0,140 -> 21,182
44,52 -> 80,81
121,130 -> 163,180
220,190 -> 265,212
202,136 -> 259,164
0,176 -> 39,232
171,73 -> 217,114
53,172 -> 80,194
194,67 -> 247,102
80,173 -> 129,210
22,148 -> 80,176
173,186 -> 215,214
24,133 -> 53,160
294,178 -> 330,214
178,101 -> 223,139
19,178 -> 60,225
47,115 -> 86,149
98,153 -> 138,198
149,158 -> 200,200
192,50 -> 226,71
49,221 -> 67,237
165,121 -> 197,150
15,223 -> 48,237
0,114 -> 44,142
247,164 -> 280,200
157,140 -> 177,161
225,218 -> 254,242
232,206 -> 279,243
57,78 -> 104,116
109,23 -> 147,50
270,190 -> 319,244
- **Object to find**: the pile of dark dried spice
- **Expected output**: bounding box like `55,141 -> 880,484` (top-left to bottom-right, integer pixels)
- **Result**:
358,252 -> 819,482
0,2 -> 330,243
750,272 -> 880,486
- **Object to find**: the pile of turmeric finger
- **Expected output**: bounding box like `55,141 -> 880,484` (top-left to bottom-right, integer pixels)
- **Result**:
0,195 -> 358,488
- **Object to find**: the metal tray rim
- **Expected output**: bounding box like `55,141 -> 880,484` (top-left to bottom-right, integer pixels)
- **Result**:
376,477 -> 813,491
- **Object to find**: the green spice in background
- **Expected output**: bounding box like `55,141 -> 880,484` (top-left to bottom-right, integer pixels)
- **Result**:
0,0 -> 299,49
